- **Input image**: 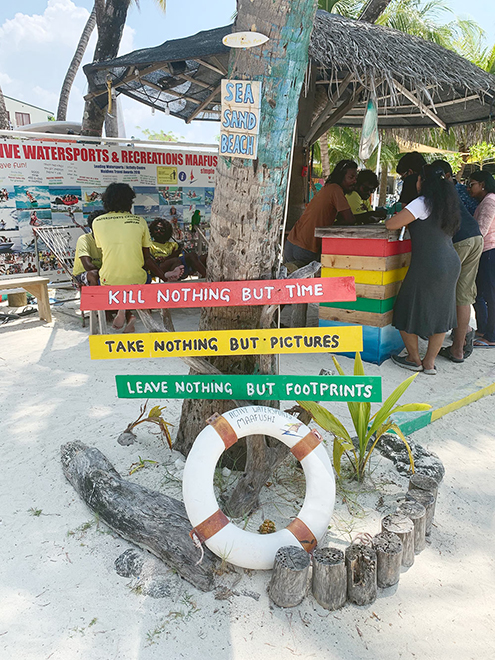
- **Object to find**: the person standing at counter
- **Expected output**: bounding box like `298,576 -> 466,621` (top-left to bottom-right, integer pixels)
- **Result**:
346,169 -> 387,224
284,160 -> 358,267
385,164 -> 461,375
469,170 -> 495,347
397,151 -> 427,207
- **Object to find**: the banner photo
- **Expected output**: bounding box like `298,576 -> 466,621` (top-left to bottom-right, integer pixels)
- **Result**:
89,326 -> 363,360
81,277 -> 356,310
0,139 -> 216,280
116,375 -> 382,401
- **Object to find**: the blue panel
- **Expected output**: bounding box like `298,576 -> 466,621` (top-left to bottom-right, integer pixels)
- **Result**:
319,319 -> 404,365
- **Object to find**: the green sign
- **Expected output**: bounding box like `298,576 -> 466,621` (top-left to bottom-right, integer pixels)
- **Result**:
116,375 -> 382,402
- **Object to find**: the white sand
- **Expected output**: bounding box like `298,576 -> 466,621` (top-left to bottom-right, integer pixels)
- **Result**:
1,300 -> 494,660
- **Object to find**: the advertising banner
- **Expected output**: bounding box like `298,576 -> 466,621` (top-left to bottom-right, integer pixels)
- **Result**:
0,139 -> 216,280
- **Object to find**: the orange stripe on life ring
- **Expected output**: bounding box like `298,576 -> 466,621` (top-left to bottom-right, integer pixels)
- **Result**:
291,429 -> 322,462
287,517 -> 317,553
190,508 -> 230,544
206,412 -> 238,448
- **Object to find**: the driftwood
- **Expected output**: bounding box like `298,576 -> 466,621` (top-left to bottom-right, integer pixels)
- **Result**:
268,546 -> 311,608
312,547 -> 347,610
381,513 -> 414,568
406,489 -> 435,536
60,441 -> 217,592
372,532 -> 403,588
345,544 -> 377,606
397,500 -> 426,553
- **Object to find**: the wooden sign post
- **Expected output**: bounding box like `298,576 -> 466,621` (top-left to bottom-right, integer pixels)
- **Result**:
89,326 -> 363,360
80,277 -> 356,311
219,80 -> 261,159
116,375 -> 382,401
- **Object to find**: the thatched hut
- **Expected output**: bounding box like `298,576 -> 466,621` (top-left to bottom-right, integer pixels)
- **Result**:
84,11 -> 495,133
83,10 -> 495,224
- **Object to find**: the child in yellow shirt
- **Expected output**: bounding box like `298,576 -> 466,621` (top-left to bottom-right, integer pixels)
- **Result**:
149,218 -> 206,278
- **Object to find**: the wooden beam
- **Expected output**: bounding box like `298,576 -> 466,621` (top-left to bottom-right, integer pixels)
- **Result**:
186,84 -> 222,123
303,73 -> 354,146
307,85 -> 364,145
392,80 -> 447,130
193,58 -> 226,76
210,55 -> 228,75
84,62 -> 168,101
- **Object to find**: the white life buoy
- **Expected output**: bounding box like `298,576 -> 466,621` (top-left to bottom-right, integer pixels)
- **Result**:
182,405 -> 335,570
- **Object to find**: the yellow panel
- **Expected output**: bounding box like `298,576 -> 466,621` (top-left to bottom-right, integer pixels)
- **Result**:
89,326 -> 363,360
322,266 -> 408,285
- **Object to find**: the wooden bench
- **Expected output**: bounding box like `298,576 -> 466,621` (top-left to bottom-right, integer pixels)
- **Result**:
0,277 -> 52,323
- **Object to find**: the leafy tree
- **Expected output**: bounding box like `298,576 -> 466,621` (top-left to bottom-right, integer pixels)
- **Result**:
138,128 -> 184,141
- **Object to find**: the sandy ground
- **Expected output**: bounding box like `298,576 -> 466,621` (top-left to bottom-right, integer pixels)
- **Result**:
1,297 -> 495,660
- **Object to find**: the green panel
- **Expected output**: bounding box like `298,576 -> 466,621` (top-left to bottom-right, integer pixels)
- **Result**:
321,296 -> 397,313
116,375 -> 382,402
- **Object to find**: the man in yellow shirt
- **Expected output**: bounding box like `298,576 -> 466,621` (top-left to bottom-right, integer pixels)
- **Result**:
72,210 -> 104,286
345,170 -> 387,224
93,183 -> 182,331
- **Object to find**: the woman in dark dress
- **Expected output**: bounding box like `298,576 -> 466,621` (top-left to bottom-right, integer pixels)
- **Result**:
385,164 -> 461,374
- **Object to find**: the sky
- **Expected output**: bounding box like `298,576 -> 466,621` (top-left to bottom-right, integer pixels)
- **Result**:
0,0 -> 494,145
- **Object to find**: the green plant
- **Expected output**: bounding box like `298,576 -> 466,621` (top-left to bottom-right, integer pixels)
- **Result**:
123,401 -> 174,448
128,456 -> 158,475
298,353 -> 431,482
28,507 -> 43,517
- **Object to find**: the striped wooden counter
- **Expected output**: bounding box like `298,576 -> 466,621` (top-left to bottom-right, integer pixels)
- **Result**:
316,226 -> 411,364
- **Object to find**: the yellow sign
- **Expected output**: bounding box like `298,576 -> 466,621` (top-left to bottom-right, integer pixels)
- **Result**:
157,166 -> 178,185
89,327 -> 363,360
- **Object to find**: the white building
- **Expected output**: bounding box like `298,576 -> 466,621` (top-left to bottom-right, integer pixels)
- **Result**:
3,96 -> 54,129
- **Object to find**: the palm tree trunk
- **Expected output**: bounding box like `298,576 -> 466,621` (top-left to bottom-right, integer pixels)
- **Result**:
0,84 -> 9,130
82,0 -> 132,137
176,0 -> 319,497
320,130 -> 330,178
57,5 -> 97,121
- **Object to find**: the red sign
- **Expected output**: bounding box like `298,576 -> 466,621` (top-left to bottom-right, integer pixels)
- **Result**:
80,277 -> 356,311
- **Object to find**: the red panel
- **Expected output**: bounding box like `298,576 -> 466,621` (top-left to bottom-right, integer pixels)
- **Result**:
321,237 -> 411,257
81,276 -> 356,311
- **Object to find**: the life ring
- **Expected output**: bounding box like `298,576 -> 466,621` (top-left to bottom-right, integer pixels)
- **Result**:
182,405 -> 335,570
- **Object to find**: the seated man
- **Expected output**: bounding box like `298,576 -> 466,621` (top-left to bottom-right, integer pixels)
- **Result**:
148,218 -> 207,278
345,170 -> 387,225
72,210 -> 105,286
93,183 -> 183,332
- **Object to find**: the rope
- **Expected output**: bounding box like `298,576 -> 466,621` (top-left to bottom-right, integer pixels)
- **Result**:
191,531 -> 205,566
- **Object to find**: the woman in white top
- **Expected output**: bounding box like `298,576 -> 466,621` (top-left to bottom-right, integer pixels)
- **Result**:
385,164 -> 461,374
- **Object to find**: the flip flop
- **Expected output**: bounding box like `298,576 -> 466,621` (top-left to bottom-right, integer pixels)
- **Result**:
473,338 -> 495,347
422,366 -> 437,375
463,329 -> 475,359
438,347 -> 464,363
391,354 -> 423,372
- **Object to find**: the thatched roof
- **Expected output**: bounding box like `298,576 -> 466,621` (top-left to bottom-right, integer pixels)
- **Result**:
83,10 -> 495,133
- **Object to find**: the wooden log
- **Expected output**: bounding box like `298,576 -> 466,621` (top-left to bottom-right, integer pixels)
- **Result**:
381,513 -> 414,568
345,544 -> 377,605
268,545 -> 311,608
397,500 -> 427,553
372,532 -> 403,588
409,472 -> 439,521
60,441 -> 217,592
311,547 -> 347,610
406,489 -> 435,537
